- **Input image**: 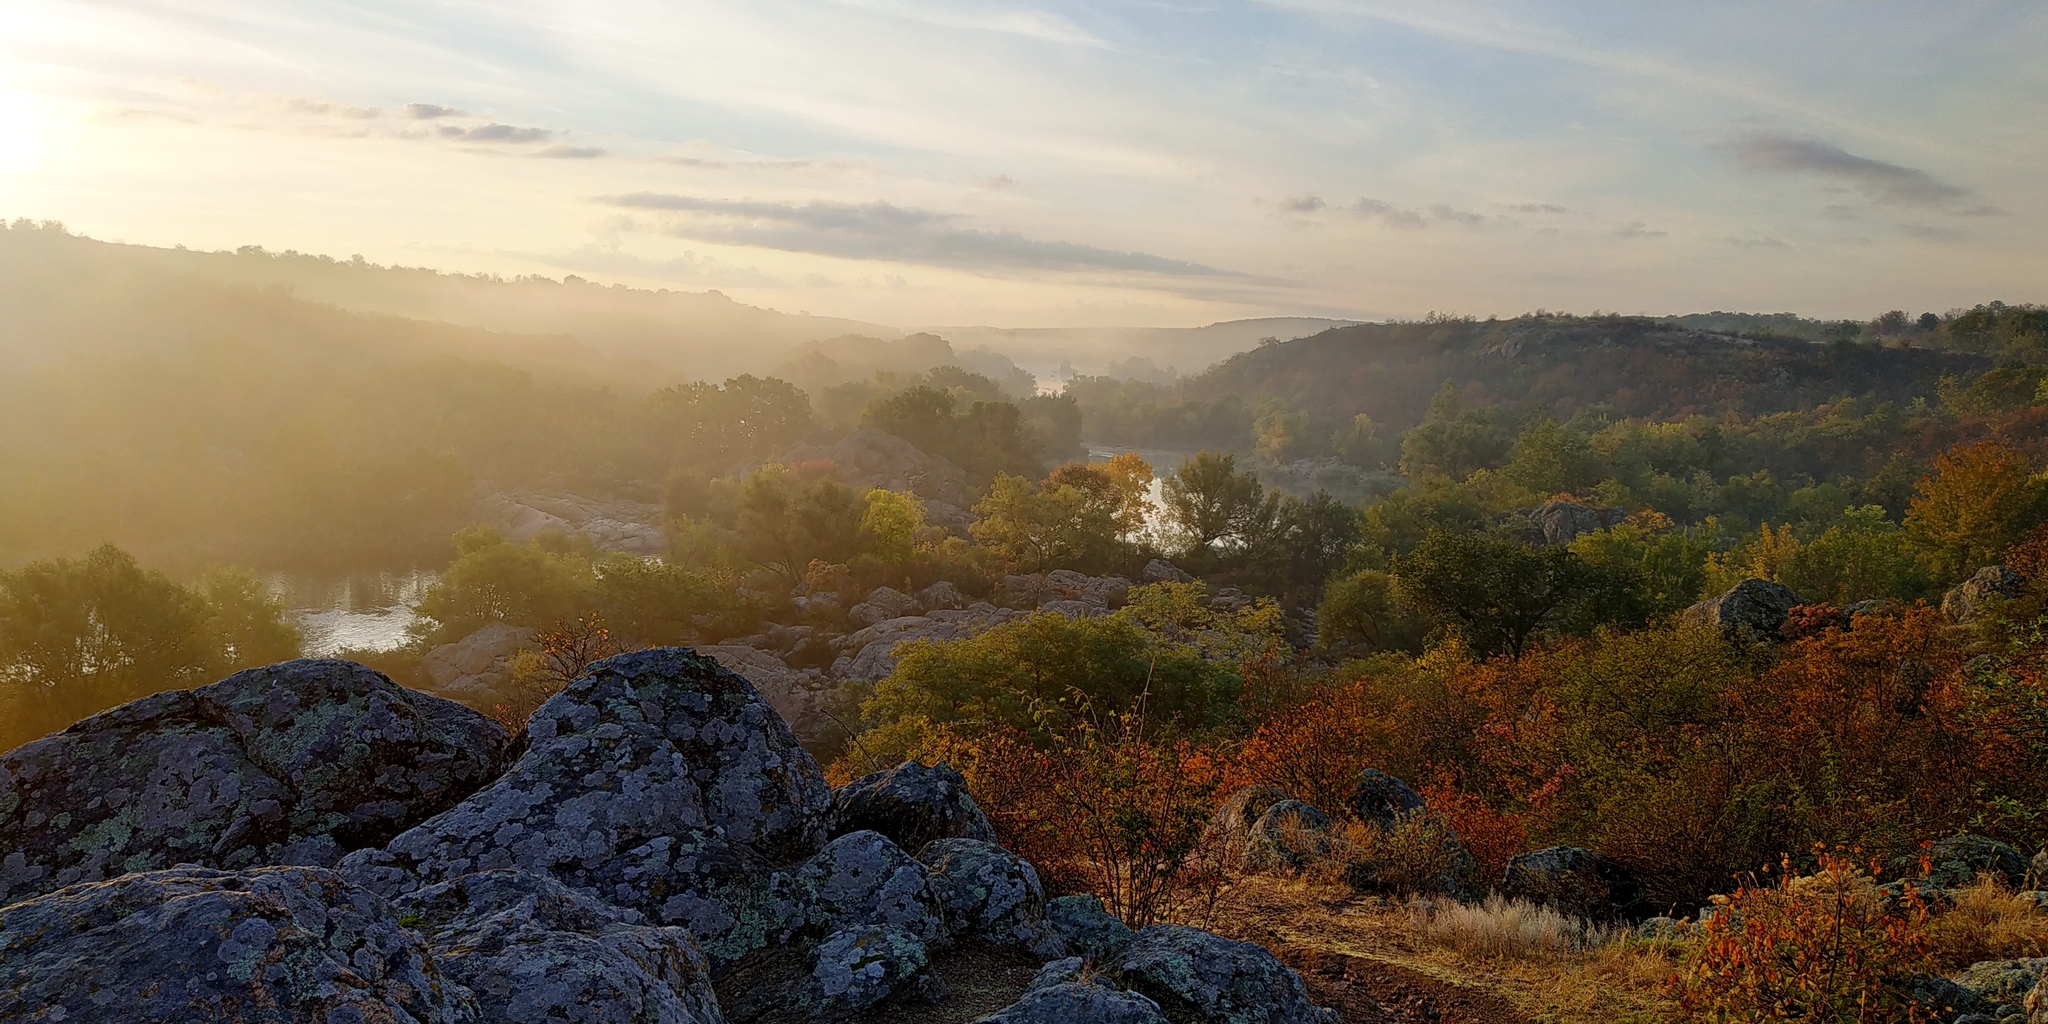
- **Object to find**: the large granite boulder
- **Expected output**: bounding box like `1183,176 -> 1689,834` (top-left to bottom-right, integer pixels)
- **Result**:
1246,800 -> 1335,873
832,760 -> 998,851
340,648 -> 832,972
1107,925 -> 1339,1024
0,659 -> 511,905
831,604 -> 1027,682
1954,958 -> 2048,1014
420,622 -> 537,706
1046,894 -> 1134,962
1945,566 -> 2027,625
719,924 -> 945,1023
395,869 -> 722,1024
920,838 -> 1064,956
1517,500 -> 1627,547
1682,579 -> 1803,645
1348,769 -> 1426,829
794,829 -> 950,945
1499,846 -> 1645,922
0,865 -> 480,1023
1210,785 -> 1292,855
976,958 -> 1170,1024
851,586 -> 919,627
1888,835 -> 2031,892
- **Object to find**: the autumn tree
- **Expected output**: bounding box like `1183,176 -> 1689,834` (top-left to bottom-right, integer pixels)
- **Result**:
1905,441 -> 2048,583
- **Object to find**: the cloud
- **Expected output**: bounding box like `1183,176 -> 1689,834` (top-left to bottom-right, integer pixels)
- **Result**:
1725,235 -> 1791,249
402,103 -> 467,119
600,193 -> 1233,276
978,173 -> 1017,189
1508,203 -> 1570,215
1279,195 -> 1326,213
278,97 -> 380,119
534,144 -> 605,159
508,243 -> 784,288
1613,221 -> 1666,239
662,155 -> 818,170
1723,132 -> 1967,207
440,123 -> 553,143
1352,198 -> 1485,229
1901,223 -> 1964,241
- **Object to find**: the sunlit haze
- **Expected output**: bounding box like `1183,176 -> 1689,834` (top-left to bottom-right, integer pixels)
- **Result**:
4,1 -> 2044,327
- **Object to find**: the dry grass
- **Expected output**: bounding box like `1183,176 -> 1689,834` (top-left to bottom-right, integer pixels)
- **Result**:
1407,895 -> 1623,961
1927,878 -> 2048,969
1214,875 -> 1686,1024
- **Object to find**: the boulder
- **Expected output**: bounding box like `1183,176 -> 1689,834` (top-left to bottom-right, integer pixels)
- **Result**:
832,760 -> 998,851
339,648 -> 833,972
1945,566 -> 2027,625
794,830 -> 950,945
1954,958 -> 2048,1012
1046,895 -> 1134,962
918,580 -> 967,611
997,572 -> 1131,611
976,958 -> 1170,1024
395,868 -> 722,1024
1499,846 -> 1645,922
1518,500 -> 1627,547
0,659 -> 511,905
1348,769 -> 1427,829
720,925 -> 945,1023
0,865 -> 480,1023
920,838 -> 1065,956
1682,579 -> 1804,645
421,622 -> 538,704
833,604 -> 1028,682
1888,835 -> 2031,891
698,643 -> 836,741
1107,924 -> 1339,1024
478,486 -> 667,556
1141,559 -> 1195,585
1245,800 -> 1335,874
851,586 -> 919,627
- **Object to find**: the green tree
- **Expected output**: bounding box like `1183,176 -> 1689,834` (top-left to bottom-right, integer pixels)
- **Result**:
1161,452 -> 1266,553
412,527 -> 596,642
1781,506 -> 1928,604
858,489 -> 924,565
0,545 -> 215,746
1392,530 -> 1598,658
194,565 -> 303,670
1399,383 -> 1511,481
971,470 -> 1123,574
734,467 -> 864,585
1316,569 -> 1425,655
1502,419 -> 1604,496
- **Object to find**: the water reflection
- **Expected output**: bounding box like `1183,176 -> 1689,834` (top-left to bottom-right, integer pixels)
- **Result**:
264,570 -> 438,656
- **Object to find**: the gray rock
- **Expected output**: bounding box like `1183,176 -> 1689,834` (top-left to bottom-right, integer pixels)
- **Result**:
1107,924 -> 1338,1024
1889,835 -> 2031,891
1682,579 -> 1804,645
1046,894 -> 1134,962
697,643 -> 835,742
918,580 -> 967,611
1210,785 -> 1292,849
833,605 -> 1028,682
721,925 -> 944,1023
920,838 -> 1064,956
0,658 -> 511,906
1946,566 -> 2027,625
396,869 -> 723,1024
0,865 -> 480,1023
851,587 -> 919,627
1635,916 -> 1682,940
832,759 -> 997,851
339,648 -> 832,972
1500,846 -> 1645,922
1245,799 -> 1334,873
1517,500 -> 1628,547
976,958 -> 1169,1024
1956,959 -> 2048,1010
1141,559 -> 1195,585
997,572 -> 1131,611
795,830 -> 950,944
1348,769 -> 1426,829
421,622 -> 538,705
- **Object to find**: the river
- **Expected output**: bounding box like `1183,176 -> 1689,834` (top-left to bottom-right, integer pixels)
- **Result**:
264,570 -> 438,657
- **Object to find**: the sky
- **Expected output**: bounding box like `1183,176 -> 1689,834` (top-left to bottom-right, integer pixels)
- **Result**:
2,1 -> 2043,328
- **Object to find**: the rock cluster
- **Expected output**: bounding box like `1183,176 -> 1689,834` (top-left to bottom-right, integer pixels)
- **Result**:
1944,565 -> 2027,625
478,485 -> 668,556
1512,499 -> 1628,547
0,651 -> 1334,1024
1682,578 -> 1804,645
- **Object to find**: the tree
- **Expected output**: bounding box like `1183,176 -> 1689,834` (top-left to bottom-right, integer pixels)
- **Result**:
972,469 -> 1123,574
1905,441 -> 2048,583
1392,531 -> 1594,658
858,489 -> 924,565
412,528 -> 595,642
1240,491 -> 1362,604
194,566 -> 302,670
733,467 -> 864,586
1501,419 -> 1604,496
1316,569 -> 1424,655
1160,452 -> 1265,553
1399,383 -> 1511,481
1780,506 -> 1927,604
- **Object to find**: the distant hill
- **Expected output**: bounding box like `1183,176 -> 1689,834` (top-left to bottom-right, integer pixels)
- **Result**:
925,317 -> 1360,379
1177,315 -> 1986,433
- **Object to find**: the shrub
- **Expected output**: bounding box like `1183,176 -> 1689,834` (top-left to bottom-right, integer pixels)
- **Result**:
1677,849 -> 1943,1024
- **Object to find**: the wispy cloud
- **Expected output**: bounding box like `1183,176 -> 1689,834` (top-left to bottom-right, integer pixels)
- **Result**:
1613,221 -> 1665,239
602,193 -> 1233,276
823,0 -> 1109,48
439,123 -> 553,143
1509,203 -> 1570,215
1278,195 -> 1326,213
1352,198 -> 1485,230
1723,133 -> 1967,208
401,103 -> 466,120
535,144 -> 605,159
277,97 -> 380,119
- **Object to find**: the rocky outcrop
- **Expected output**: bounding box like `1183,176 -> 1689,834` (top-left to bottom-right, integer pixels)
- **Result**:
832,760 -> 998,851
1210,786 -> 1293,869
979,958 -> 1170,1024
1245,800 -> 1335,874
1046,894 -> 1135,962
0,865 -> 480,1023
850,585 -> 920,626
998,570 -> 1132,612
1499,846 -> 1645,922
721,924 -> 945,1023
1142,559 -> 1195,585
831,604 -> 1030,682
796,829 -> 951,945
1945,566 -> 2027,625
697,642 -> 840,741
1349,769 -> 1427,829
1682,578 -> 1804,645
0,659 -> 511,905
920,838 -> 1064,957
1108,925 -> 1341,1024
1514,500 -> 1627,547
479,486 -> 667,556
1954,958 -> 2048,1018
420,621 -> 537,706
340,648 -> 833,971
395,868 -> 722,1024
1888,835 -> 2031,892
